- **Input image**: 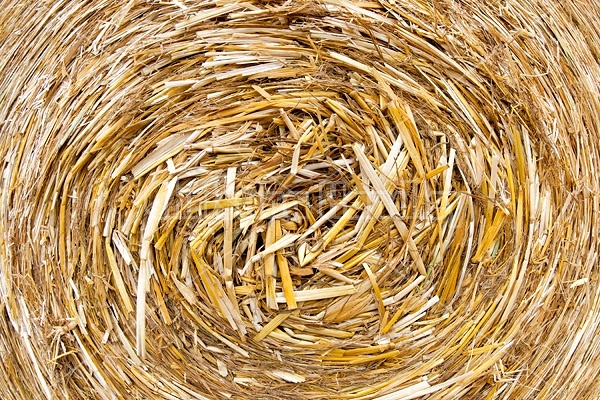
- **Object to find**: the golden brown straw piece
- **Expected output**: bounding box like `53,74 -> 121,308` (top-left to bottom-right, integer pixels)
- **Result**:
1,0 -> 599,399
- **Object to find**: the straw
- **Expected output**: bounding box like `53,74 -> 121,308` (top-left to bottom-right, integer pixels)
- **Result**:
0,0 -> 599,399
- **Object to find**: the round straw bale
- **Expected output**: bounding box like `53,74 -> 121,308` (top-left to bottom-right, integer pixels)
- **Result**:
1,1 -> 599,399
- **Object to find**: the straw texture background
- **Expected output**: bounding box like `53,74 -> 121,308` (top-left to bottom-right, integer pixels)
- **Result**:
1,1 -> 599,399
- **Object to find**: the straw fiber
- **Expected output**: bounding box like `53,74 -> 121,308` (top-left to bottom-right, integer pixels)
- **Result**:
1,1 -> 599,399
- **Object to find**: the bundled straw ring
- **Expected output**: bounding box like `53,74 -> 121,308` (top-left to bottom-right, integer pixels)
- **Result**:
1,1 -> 599,399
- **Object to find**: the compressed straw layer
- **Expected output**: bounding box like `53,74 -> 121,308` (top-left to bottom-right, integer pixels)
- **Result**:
0,1 -> 599,399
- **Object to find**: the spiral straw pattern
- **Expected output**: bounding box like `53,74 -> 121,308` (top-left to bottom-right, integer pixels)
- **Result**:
1,1 -> 599,399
